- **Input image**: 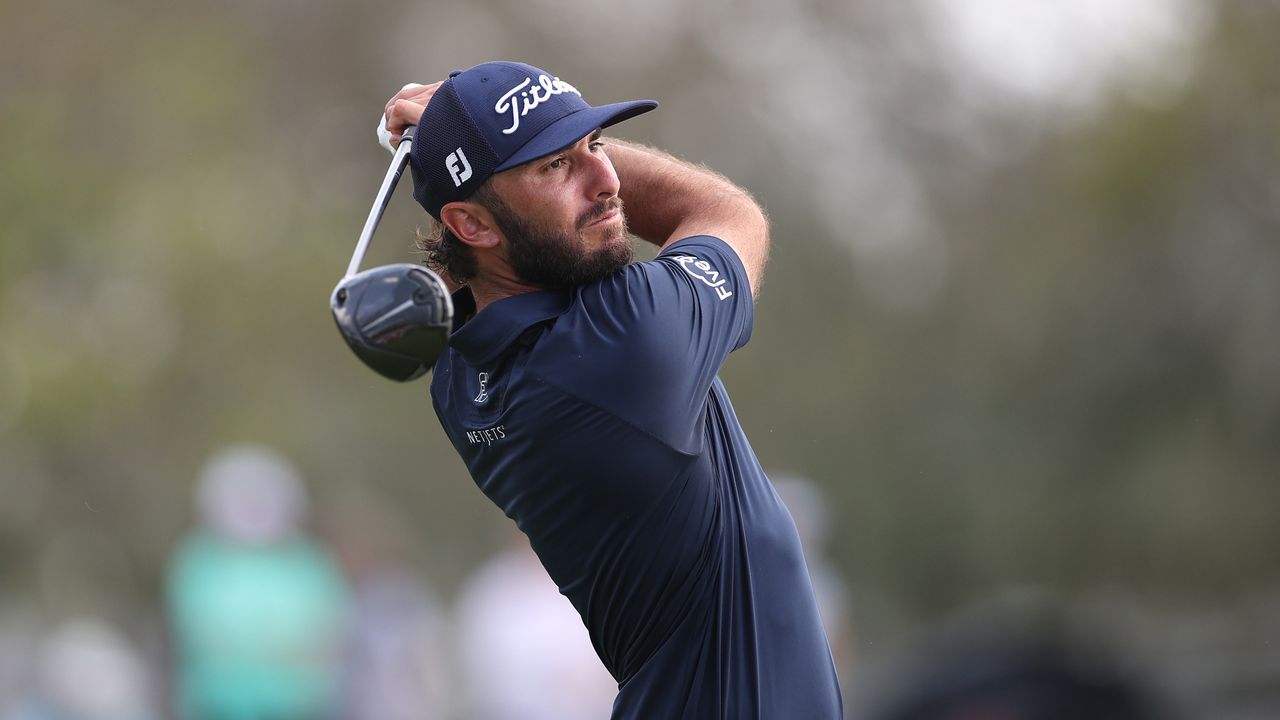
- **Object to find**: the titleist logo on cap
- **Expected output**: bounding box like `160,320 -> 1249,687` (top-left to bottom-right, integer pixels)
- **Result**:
496,75 -> 581,135
408,61 -> 656,220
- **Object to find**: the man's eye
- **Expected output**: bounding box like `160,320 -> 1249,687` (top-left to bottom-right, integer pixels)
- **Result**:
589,141 -> 605,151
546,157 -> 566,170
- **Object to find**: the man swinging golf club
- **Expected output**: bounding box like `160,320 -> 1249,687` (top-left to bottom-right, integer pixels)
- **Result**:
379,61 -> 842,719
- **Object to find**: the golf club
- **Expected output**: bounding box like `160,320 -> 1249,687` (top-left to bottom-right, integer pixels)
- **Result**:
331,126 -> 453,382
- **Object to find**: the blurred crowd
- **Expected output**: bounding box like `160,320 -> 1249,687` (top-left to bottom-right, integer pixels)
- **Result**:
3,445 -> 1275,719
0,446 -> 850,720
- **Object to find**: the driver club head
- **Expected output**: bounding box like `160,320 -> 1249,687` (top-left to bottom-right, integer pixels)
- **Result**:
331,263 -> 453,382
330,125 -> 454,381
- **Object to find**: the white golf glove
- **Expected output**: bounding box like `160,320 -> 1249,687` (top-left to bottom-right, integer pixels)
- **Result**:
377,83 -> 427,154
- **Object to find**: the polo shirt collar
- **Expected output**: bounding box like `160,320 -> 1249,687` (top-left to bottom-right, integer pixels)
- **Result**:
448,287 -> 570,365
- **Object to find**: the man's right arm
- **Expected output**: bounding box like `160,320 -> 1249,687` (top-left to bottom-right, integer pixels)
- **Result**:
606,139 -> 770,298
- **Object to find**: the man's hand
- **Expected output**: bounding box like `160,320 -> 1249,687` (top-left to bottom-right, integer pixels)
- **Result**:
381,81 -> 441,146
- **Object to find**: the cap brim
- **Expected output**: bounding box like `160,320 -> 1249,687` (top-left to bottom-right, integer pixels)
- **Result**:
494,100 -> 658,173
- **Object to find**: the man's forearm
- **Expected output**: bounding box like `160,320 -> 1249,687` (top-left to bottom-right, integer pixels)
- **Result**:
608,139 -> 701,247
607,138 -> 770,294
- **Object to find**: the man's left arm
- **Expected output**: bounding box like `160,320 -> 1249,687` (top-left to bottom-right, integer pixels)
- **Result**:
606,138 -> 770,299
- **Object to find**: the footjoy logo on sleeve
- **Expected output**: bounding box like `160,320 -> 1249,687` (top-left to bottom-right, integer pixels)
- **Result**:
495,75 -> 582,135
672,255 -> 734,301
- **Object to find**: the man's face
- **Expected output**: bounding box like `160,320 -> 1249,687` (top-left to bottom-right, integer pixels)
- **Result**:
486,130 -> 634,289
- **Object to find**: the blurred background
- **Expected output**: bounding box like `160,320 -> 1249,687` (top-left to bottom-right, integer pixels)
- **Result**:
2,0 -> 1278,717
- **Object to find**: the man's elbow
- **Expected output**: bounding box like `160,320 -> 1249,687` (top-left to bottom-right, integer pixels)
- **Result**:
744,193 -> 770,266
729,196 -> 769,297
747,197 -> 770,251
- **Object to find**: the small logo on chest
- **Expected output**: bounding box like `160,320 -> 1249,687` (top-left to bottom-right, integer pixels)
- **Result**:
466,425 -> 506,446
474,372 -> 490,404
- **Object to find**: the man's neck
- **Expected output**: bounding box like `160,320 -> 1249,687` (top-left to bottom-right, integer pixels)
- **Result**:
468,276 -> 544,315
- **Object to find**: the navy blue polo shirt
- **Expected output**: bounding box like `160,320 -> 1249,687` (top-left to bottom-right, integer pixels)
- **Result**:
431,235 -> 842,719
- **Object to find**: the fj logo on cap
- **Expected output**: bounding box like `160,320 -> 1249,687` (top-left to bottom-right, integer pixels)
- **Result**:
446,147 -> 473,187
495,75 -> 582,136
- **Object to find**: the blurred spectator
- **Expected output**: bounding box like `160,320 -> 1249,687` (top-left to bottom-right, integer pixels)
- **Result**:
865,600 -> 1169,720
339,569 -> 447,720
328,486 -> 449,719
773,475 -> 855,686
4,617 -> 158,720
0,604 -> 41,713
165,445 -> 348,720
454,531 -> 617,720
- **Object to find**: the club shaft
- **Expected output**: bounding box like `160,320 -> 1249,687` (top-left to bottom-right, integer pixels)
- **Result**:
345,132 -> 415,278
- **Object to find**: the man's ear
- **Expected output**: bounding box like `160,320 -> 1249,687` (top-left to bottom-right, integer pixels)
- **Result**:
441,202 -> 501,249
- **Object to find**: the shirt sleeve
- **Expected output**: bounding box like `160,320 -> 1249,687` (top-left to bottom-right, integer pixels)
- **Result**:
541,235 -> 754,454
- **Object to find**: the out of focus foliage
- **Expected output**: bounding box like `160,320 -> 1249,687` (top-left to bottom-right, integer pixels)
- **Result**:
1,0 -> 1277,686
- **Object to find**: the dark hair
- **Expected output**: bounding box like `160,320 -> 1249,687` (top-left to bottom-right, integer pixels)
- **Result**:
415,181 -> 506,284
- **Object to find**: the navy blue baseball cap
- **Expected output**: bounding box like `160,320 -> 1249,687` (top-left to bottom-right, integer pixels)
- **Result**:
409,61 -> 657,220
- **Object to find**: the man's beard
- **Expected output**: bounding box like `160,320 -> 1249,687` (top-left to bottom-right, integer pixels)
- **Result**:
486,195 -> 635,289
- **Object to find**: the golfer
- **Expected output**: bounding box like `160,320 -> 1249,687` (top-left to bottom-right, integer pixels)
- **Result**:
382,61 -> 842,719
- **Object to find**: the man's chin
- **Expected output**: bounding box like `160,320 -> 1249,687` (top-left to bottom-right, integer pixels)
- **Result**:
594,232 -> 635,271
504,217 -> 636,288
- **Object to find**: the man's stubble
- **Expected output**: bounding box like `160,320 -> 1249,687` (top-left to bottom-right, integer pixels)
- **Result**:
487,193 -> 635,290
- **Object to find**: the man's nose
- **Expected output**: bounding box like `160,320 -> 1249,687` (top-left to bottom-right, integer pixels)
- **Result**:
587,149 -> 621,200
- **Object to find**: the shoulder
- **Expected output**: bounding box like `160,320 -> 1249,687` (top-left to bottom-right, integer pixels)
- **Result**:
572,235 -> 750,317
652,235 -> 749,302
